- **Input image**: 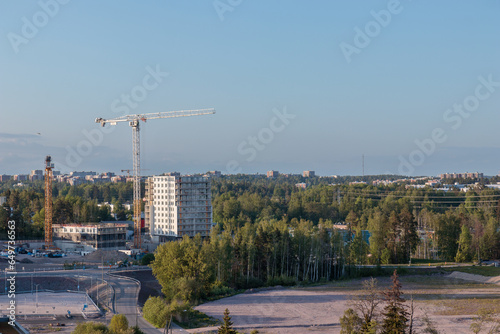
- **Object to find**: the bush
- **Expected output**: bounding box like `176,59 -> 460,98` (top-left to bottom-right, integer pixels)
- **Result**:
210,280 -> 235,297
142,297 -> 170,328
234,276 -> 264,290
141,253 -> 155,266
131,326 -> 145,334
72,322 -> 109,334
109,314 -> 129,334
169,299 -> 192,324
265,275 -> 297,287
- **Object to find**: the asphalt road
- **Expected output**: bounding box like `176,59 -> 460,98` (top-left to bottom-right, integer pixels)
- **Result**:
108,273 -> 188,334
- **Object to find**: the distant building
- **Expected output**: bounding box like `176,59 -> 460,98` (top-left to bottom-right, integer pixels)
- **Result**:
0,175 -> 11,182
207,171 -> 221,177
68,177 -> 83,186
296,183 -> 307,189
111,176 -> 126,183
303,171 -> 315,178
439,172 -> 483,179
30,170 -> 44,181
52,223 -> 127,249
267,170 -> 279,178
145,173 -> 213,243
13,174 -> 28,181
0,196 -> 6,206
70,171 -> 97,178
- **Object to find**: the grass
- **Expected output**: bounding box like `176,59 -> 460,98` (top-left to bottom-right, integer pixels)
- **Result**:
175,309 -> 222,329
430,298 -> 500,316
443,265 -> 500,277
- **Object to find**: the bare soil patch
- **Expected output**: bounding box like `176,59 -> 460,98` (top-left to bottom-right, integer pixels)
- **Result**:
190,274 -> 500,334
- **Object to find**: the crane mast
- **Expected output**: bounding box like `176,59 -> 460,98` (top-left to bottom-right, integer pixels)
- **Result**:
96,108 -> 215,250
131,120 -> 141,249
44,155 -> 54,248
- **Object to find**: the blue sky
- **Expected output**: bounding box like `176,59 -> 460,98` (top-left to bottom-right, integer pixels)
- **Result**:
0,0 -> 499,176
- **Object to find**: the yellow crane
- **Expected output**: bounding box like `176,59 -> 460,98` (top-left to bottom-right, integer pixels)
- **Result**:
44,155 -> 54,248
95,108 -> 216,249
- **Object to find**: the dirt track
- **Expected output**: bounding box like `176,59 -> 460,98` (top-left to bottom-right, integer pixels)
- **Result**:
191,274 -> 500,334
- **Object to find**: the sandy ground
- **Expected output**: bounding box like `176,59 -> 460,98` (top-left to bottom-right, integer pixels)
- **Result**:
192,274 -> 500,334
0,291 -> 99,317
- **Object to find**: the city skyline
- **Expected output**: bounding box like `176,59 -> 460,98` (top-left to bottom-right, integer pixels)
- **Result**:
1,1 -> 500,176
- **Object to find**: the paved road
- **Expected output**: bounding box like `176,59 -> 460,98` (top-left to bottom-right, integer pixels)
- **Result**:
108,274 -> 188,333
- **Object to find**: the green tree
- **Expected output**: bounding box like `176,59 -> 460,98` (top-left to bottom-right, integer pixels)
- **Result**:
72,322 -> 109,334
152,235 -> 212,303
352,278 -> 382,332
109,314 -> 130,334
455,225 -> 473,263
339,308 -> 362,334
141,253 -> 155,266
381,270 -> 408,334
142,297 -> 170,328
349,227 -> 369,265
218,308 -> 237,334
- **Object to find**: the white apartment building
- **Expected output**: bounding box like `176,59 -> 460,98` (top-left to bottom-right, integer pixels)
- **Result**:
145,173 -> 213,243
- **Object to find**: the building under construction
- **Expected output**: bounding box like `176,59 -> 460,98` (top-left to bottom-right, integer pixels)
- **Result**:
52,223 -> 127,250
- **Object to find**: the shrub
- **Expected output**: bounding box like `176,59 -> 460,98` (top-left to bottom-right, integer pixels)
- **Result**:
72,322 -> 109,334
109,314 -> 129,334
265,275 -> 297,287
142,297 -> 170,328
210,280 -> 235,297
141,253 -> 155,266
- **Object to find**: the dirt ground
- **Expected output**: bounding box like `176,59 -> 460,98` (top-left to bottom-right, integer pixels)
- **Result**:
192,274 -> 500,334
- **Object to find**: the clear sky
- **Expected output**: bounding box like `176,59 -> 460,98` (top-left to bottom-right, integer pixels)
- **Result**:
1,1 -> 499,177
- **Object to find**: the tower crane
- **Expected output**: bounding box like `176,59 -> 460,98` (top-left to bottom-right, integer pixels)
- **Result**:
95,108 -> 216,249
121,169 -> 149,178
44,155 -> 54,248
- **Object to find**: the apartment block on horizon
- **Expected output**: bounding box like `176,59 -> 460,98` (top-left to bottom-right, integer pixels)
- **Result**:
439,172 -> 483,179
303,170 -> 315,177
0,175 -> 11,182
267,170 -> 279,178
145,173 -> 213,243
29,169 -> 44,181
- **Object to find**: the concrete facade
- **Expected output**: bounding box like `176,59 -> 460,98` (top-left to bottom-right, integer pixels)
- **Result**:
52,223 -> 127,250
145,173 -> 213,243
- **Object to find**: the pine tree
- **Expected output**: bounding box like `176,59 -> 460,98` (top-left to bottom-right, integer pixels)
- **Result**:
218,308 -> 237,334
455,224 -> 472,262
381,270 -> 408,333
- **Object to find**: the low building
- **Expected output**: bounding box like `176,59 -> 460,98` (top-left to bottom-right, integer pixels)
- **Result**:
52,223 -> 127,250
296,183 -> 307,189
